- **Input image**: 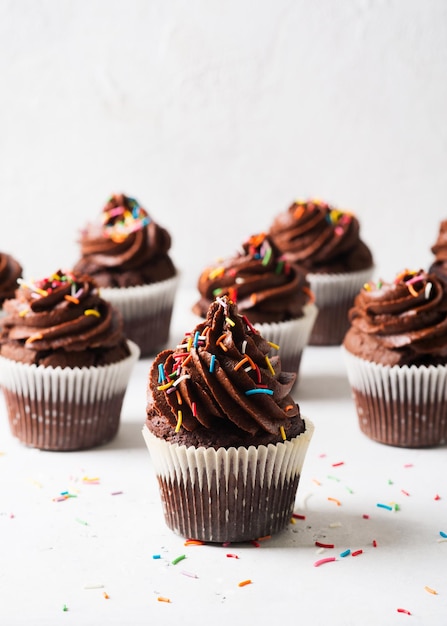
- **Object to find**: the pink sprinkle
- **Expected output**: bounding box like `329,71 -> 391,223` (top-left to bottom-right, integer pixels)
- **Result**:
314,557 -> 336,567
352,549 -> 363,557
401,489 -> 410,496
111,491 -> 123,496
403,464 -> 413,468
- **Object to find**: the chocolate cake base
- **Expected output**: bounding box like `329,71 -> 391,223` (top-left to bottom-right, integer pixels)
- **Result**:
352,388 -> 447,448
309,301 -> 351,346
122,308 -> 173,358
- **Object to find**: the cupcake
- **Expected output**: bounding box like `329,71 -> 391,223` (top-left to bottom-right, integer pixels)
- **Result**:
0,270 -> 139,450
0,251 -> 22,308
73,193 -> 179,357
143,295 -> 314,543
343,269 -> 447,447
192,233 -> 317,379
269,198 -> 374,345
429,219 -> 447,283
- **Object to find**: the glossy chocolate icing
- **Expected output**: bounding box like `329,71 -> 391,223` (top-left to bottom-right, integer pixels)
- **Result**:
193,233 -> 313,323
343,270 -> 447,366
147,296 -> 305,448
0,252 -> 22,305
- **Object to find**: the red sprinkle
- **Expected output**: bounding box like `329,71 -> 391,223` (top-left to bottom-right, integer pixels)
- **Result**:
226,553 -> 239,559
292,513 -> 306,520
332,462 -> 345,467
250,540 -> 261,548
372,540 -> 377,548
362,514 -> 370,519
397,608 -> 411,615
352,549 -> 363,557
315,541 -> 335,549
434,494 -> 441,501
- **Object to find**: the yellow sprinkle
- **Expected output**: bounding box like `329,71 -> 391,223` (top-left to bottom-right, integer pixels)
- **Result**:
290,517 -> 296,524
424,586 -> 438,595
175,411 -> 182,433
267,341 -> 280,350
225,317 -> 235,327
84,309 -> 101,317
34,287 -> 48,297
265,355 -> 275,376
19,308 -> 30,317
157,381 -> 174,391
208,266 -> 225,280
363,282 -> 371,291
187,336 -> 193,352
279,425 -> 287,441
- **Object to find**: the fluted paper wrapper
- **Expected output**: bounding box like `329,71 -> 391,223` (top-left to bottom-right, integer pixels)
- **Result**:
143,419 -> 314,543
255,303 -> 318,378
307,267 -> 374,345
0,341 -> 140,451
343,349 -> 447,447
100,273 -> 179,357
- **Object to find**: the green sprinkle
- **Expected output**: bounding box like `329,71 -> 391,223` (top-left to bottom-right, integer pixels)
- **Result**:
63,604 -> 68,612
76,517 -> 89,526
171,554 -> 186,565
261,246 -> 272,266
275,261 -> 284,274
327,475 -> 341,482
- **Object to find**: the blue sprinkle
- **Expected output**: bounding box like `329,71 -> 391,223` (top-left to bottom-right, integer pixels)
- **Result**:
158,363 -> 165,384
209,355 -> 216,373
193,331 -> 200,349
339,549 -> 351,558
245,388 -> 274,396
440,531 -> 447,538
152,554 -> 161,560
376,503 -> 393,511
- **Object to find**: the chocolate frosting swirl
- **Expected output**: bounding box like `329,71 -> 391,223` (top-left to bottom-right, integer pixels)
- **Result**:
74,193 -> 176,288
269,199 -> 373,273
147,296 -> 305,448
0,270 -> 130,367
343,270 -> 447,366
0,252 -> 22,305
193,233 -> 313,324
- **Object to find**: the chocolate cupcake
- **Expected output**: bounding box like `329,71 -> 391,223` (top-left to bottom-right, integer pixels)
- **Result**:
0,270 -> 139,450
192,233 -> 317,379
144,296 -> 314,543
269,199 -> 374,345
74,193 -> 179,357
343,269 -> 447,447
429,219 -> 447,283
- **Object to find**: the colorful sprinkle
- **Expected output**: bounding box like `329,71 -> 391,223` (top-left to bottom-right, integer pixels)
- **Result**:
265,355 -> 275,375
327,497 -> 341,506
315,541 -> 335,549
313,557 -> 336,567
238,579 -> 252,587
439,531 -> 447,538
157,596 -> 171,603
397,608 -> 411,615
175,411 -> 182,433
245,388 -> 274,396
351,549 -> 363,557
339,549 -> 351,558
279,426 -> 286,441
376,503 -> 393,511
209,355 -> 216,373
226,553 -> 239,559
424,586 -> 438,595
84,309 -> 101,318
171,554 -> 186,565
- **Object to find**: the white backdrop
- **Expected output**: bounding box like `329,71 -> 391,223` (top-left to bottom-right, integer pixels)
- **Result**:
0,0 -> 446,288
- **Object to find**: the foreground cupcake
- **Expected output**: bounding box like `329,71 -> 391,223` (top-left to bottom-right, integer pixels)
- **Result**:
343,269 -> 447,447
144,296 -> 314,543
73,193 -> 179,357
0,270 -> 139,450
269,198 -> 374,345
192,233 -> 317,378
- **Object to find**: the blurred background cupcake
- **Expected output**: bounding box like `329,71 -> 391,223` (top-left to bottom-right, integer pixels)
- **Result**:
73,193 -> 179,357
144,296 -> 314,543
343,269 -> 447,447
269,198 -> 374,345
429,218 -> 447,283
0,251 -> 23,317
192,232 -> 317,381
0,270 -> 139,450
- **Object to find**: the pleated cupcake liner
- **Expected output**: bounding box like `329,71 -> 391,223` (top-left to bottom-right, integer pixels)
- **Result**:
307,267 -> 374,345
143,418 -> 314,543
343,348 -> 447,447
100,273 -> 179,357
0,340 -> 140,451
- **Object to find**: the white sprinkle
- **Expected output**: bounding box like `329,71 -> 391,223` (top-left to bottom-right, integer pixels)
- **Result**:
241,340 -> 247,354
425,282 -> 433,299
173,374 -> 191,387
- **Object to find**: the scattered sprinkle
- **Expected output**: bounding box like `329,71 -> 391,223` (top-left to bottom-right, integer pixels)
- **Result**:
171,554 -> 186,566
332,461 -> 344,467
84,584 -> 104,589
424,586 -> 438,595
351,549 -> 363,557
434,494 -> 441,501
110,491 -> 123,496
209,355 -> 216,373
397,608 -> 411,615
315,541 -> 335,549
327,497 -> 341,506
152,555 -> 161,560
62,604 -> 68,612
226,553 -> 239,559
292,513 -> 306,520
75,517 -> 89,526
157,596 -> 171,603
184,539 -> 204,546
362,514 -> 370,519
103,592 -> 109,600
181,570 -> 199,579
376,503 -> 393,511
279,426 -> 286,441
401,489 -> 410,496
339,549 -> 351,558
245,388 -> 274,396
238,579 -> 252,587
314,557 -> 336,567
372,540 -> 377,548
439,531 -> 447,538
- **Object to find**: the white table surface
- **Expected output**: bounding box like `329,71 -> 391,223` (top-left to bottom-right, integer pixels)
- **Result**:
1,289 -> 446,626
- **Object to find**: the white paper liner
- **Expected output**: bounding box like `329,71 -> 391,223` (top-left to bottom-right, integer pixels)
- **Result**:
142,419 -> 314,542
343,348 -> 447,447
100,273 -> 179,319
254,303 -> 318,374
307,267 -> 374,307
0,341 -> 140,450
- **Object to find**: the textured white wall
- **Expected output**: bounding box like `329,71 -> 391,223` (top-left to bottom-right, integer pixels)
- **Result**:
0,0 -> 446,288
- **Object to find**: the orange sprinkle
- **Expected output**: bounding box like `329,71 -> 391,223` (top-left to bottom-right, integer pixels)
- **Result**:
64,295 -> 80,305
293,205 -> 305,219
184,539 -> 204,546
25,333 -> 43,344
157,596 -> 171,603
250,293 -> 257,305
424,586 -> 438,595
238,579 -> 252,587
284,404 -> 294,412
407,283 -> 419,297
182,354 -> 192,367
257,535 -> 271,542
234,357 -> 250,371
328,497 -> 341,506
216,333 -> 228,352
302,286 -> 315,303
103,592 -> 109,600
